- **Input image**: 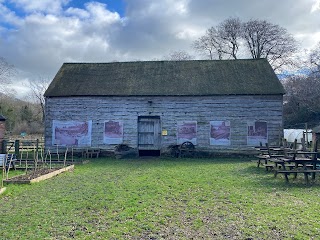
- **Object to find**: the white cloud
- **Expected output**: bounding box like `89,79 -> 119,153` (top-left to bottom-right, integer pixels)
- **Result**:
158,0 -> 190,16
85,2 -> 121,24
175,26 -> 204,40
126,0 -> 190,18
0,0 -> 320,98
295,32 -> 320,50
0,1 -> 124,77
0,3 -> 22,26
65,7 -> 90,19
9,0 -> 70,14
311,0 -> 320,12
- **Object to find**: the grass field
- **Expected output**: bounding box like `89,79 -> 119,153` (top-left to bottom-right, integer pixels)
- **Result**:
1,157 -> 320,239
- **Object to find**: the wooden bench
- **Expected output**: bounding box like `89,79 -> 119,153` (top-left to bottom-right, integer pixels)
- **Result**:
260,157 -> 286,171
263,163 -> 275,171
253,155 -> 269,167
254,144 -> 289,168
276,169 -> 320,183
263,163 -> 296,172
84,148 -> 100,158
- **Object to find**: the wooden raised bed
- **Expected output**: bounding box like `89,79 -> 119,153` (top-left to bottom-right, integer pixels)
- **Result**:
3,165 -> 74,184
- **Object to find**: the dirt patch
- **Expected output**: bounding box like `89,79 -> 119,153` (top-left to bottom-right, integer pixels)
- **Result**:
11,168 -> 62,181
4,165 -> 74,184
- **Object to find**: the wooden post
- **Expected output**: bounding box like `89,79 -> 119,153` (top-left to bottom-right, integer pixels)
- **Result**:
1,140 -> 7,154
35,139 -> 39,170
0,116 -> 6,154
311,140 -> 318,161
14,140 -> 19,157
278,124 -> 282,146
301,138 -> 306,151
304,123 -> 313,149
293,139 -> 297,150
315,140 -> 318,152
305,123 -> 308,146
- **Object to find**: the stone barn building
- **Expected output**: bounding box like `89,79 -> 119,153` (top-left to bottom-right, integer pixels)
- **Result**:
44,59 -> 285,155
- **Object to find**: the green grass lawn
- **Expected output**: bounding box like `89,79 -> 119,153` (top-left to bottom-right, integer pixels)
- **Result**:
1,157 -> 320,239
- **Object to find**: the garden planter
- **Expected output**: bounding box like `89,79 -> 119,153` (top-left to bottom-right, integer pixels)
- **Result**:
3,165 -> 74,184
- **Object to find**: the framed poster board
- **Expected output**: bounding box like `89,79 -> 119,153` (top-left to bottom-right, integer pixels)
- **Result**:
247,121 -> 268,146
103,120 -> 123,144
210,120 -> 231,145
177,121 -> 197,145
52,120 -> 92,146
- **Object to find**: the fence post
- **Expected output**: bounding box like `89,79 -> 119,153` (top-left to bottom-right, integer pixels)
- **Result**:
305,123 -> 308,146
14,140 -> 20,156
293,139 -> 297,150
36,139 -> 39,168
1,140 -> 7,154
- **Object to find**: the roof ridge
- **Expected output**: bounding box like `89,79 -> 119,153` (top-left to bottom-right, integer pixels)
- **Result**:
62,58 -> 268,65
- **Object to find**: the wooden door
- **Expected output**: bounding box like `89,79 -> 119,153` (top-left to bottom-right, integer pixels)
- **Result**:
138,117 -> 161,150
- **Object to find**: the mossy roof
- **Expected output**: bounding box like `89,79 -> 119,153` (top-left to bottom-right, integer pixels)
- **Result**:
44,59 -> 285,97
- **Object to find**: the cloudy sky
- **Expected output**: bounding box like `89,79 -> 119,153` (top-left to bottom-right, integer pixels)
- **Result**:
0,0 -> 320,98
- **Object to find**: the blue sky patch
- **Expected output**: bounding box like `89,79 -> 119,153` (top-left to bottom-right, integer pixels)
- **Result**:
68,0 -> 125,16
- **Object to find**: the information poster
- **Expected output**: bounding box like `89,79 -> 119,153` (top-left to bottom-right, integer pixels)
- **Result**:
52,120 -> 92,146
210,120 -> 231,145
177,121 -> 197,145
103,120 -> 123,144
247,121 -> 268,146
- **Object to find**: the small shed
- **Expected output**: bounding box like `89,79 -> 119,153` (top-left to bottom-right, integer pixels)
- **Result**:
44,59 -> 285,155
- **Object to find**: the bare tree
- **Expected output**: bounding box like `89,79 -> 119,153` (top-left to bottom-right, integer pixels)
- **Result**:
242,19 -> 298,71
26,77 -> 50,123
217,17 -> 242,59
193,26 -> 225,60
164,50 -> 193,61
310,41 -> 320,74
283,74 -> 320,127
193,18 -> 298,71
0,57 -> 15,93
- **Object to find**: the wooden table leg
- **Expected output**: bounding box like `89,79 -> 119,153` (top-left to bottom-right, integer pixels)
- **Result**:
312,162 -> 316,180
257,159 -> 261,167
304,173 -> 309,184
284,173 -> 289,182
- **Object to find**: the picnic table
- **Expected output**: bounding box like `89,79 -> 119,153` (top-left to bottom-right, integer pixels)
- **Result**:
275,151 -> 320,183
254,145 -> 288,169
254,140 -> 320,183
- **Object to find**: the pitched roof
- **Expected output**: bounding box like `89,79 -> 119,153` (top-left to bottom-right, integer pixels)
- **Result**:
44,59 -> 285,97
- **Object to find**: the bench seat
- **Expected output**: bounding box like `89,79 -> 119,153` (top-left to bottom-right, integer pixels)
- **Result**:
263,164 -> 275,171
276,169 -> 320,183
